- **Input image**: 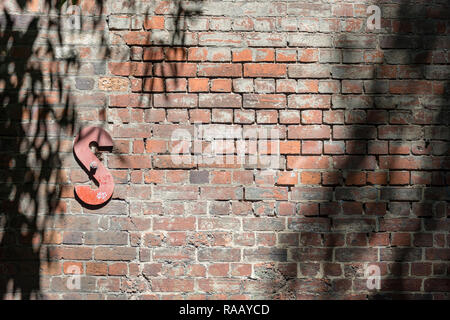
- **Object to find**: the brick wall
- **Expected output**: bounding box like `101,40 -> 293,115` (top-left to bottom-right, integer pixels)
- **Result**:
0,0 -> 449,299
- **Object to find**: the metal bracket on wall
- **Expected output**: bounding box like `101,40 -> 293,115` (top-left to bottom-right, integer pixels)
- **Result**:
73,126 -> 114,206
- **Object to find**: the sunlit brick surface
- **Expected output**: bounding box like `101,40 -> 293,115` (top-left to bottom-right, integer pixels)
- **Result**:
0,0 -> 449,299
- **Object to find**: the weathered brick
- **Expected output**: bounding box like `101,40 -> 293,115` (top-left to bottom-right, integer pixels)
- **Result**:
198,63 -> 242,77
243,94 -> 286,109
199,94 -> 242,108
288,65 -> 330,78
288,125 -> 330,139
244,63 -> 286,78
287,156 -> 330,169
288,95 -> 331,109
9,0 -> 450,300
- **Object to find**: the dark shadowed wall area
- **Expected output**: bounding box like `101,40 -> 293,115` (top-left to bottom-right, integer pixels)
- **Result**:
0,0 -> 449,299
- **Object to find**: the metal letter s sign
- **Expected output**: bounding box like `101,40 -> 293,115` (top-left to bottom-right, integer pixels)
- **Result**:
73,127 -> 114,206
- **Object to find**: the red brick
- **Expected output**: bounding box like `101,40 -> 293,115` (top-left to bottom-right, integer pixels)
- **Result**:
301,172 -> 321,185
154,63 -> 197,77
109,62 -> 135,76
144,16 -> 165,30
380,156 -> 421,170
244,64 -> 286,78
143,47 -> 165,61
288,125 -> 330,139
298,48 -> 318,62
280,141 -> 301,154
389,171 -> 410,185
198,63 -> 242,77
232,49 -> 252,62
109,155 -> 152,169
390,80 -> 433,94
287,156 -> 330,169
123,32 -> 153,45
276,49 -> 297,62
86,262 -> 108,275
188,48 -> 208,61
189,78 -> 209,92
244,94 -> 286,109
165,47 -> 187,61
200,93 -> 242,109
367,172 -> 388,185
345,172 -> 366,186
302,110 -> 322,124
211,79 -> 232,92
152,279 -> 194,292
154,217 -> 196,231
189,109 -> 211,123
276,172 -> 298,186
302,141 -> 322,155
256,110 -> 278,124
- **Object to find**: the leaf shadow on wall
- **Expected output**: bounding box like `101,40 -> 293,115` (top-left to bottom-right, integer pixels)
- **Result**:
140,1 -> 204,99
0,0 -> 108,299
277,0 -> 449,300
